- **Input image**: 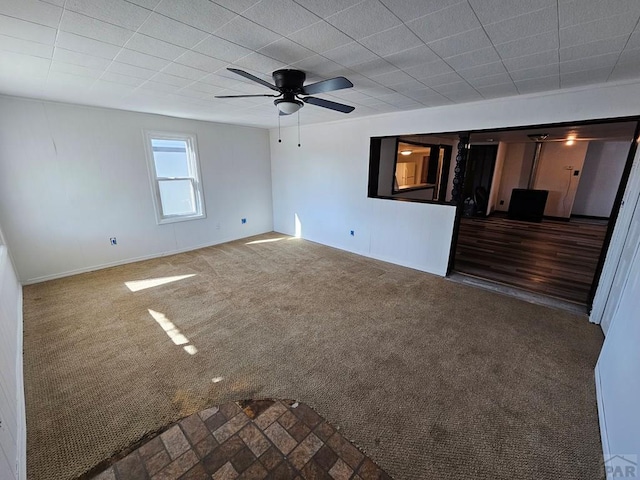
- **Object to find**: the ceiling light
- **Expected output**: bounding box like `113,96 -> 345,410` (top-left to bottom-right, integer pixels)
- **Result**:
400,150 -> 412,156
566,134 -> 576,146
274,98 -> 303,115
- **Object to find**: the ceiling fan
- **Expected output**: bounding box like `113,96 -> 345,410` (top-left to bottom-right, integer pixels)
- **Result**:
215,68 -> 355,115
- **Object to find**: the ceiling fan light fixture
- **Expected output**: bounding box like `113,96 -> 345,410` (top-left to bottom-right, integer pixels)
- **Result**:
275,98 -> 303,115
400,150 -> 412,156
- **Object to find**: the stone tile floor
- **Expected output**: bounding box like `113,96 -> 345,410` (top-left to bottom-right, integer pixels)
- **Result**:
92,399 -> 391,480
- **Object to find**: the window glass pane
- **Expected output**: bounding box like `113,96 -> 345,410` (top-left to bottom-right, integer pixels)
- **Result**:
158,179 -> 196,216
151,139 -> 190,178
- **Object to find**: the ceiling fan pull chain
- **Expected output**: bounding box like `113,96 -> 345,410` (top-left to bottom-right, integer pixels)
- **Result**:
278,113 -> 282,143
297,110 -> 301,147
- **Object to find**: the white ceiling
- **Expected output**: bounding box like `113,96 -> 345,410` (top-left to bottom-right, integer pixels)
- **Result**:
2,0 -> 640,128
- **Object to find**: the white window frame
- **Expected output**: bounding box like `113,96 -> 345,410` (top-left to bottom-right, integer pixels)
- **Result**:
144,131 -> 206,225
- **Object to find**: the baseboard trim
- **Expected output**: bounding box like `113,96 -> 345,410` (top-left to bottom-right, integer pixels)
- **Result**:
595,362 -> 611,480
572,214 -> 610,221
21,231 -> 272,285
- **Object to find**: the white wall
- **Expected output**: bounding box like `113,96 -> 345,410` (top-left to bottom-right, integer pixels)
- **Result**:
533,141 -> 589,218
495,142 -> 536,212
573,141 -> 630,218
0,96 -> 273,284
0,224 -> 25,480
271,81 -> 640,279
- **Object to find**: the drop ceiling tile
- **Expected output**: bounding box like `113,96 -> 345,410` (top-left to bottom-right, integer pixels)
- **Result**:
468,0 -> 554,24
59,10 -> 133,46
383,45 -> 441,69
442,89 -> 483,103
431,81 -> 478,96
233,53 -> 287,75
514,74 -> 559,93
380,0 -> 456,23
290,55 -> 344,76
484,6 -> 558,46
101,71 -> 146,86
41,0 -> 65,6
114,48 -> 171,70
141,80 -> 181,93
107,61 -> 156,79
494,31 -> 559,59
609,62 -> 640,81
349,58 -> 397,76
444,46 -> 501,70
55,31 -> 122,59
162,62 -> 210,81
560,67 -> 612,87
420,71 -> 464,87
213,16 -> 281,50
91,79 -> 136,96
326,0 -> 401,40
0,50 -> 50,76
185,81 -> 225,94
176,87 -> 215,100
559,36 -> 627,62
0,14 -> 56,44
509,63 -> 558,81
65,0 -> 150,30
258,38 -> 315,64
287,21 -> 352,53
0,0 -> 62,28
137,13 -> 209,49
407,2 -> 481,44
323,42 -> 378,66
0,34 -> 53,58
50,60 -> 103,78
502,49 -> 558,71
476,82 -> 518,98
242,0 -> 320,36
194,36 -> 253,63
404,59 -> 454,79
125,33 -> 187,60
149,72 -> 193,87
174,51 -> 227,73
457,61 -> 507,80
467,72 -> 513,87
126,0 -> 161,9
292,0 -> 363,19
358,25 -> 422,57
392,78 -> 432,94
211,0 -> 261,14
619,47 -> 640,65
53,48 -> 112,69
154,0 -> 237,33
558,0 -> 640,28
47,70 -> 95,87
560,14 -> 638,48
369,68 -> 415,86
428,28 -> 492,59
559,52 -> 619,74
627,30 -> 640,49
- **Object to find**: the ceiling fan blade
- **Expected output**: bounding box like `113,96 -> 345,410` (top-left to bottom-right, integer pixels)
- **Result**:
215,94 -> 279,98
227,68 -> 279,92
303,96 -> 355,114
302,77 -> 353,95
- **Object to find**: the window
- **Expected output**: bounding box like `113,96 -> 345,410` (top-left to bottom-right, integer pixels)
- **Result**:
144,131 -> 205,224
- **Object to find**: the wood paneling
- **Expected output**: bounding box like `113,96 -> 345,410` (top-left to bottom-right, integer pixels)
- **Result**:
454,214 -> 608,304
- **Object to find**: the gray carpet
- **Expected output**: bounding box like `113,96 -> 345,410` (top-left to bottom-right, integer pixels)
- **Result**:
22,233 -> 605,480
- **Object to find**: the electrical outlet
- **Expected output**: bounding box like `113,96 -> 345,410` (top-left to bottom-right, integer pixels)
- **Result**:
573,170 -> 580,176
350,230 -> 355,236
241,218 -> 247,224
110,237 -> 117,245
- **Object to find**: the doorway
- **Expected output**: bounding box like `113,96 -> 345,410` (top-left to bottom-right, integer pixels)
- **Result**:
450,120 -> 639,309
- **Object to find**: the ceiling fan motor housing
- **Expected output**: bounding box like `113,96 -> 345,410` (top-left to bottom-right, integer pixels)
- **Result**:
273,69 -> 306,92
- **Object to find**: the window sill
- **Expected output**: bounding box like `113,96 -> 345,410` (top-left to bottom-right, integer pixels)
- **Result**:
157,213 -> 206,225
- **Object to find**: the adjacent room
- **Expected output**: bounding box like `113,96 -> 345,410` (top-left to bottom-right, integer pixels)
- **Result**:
1,1 -> 640,480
